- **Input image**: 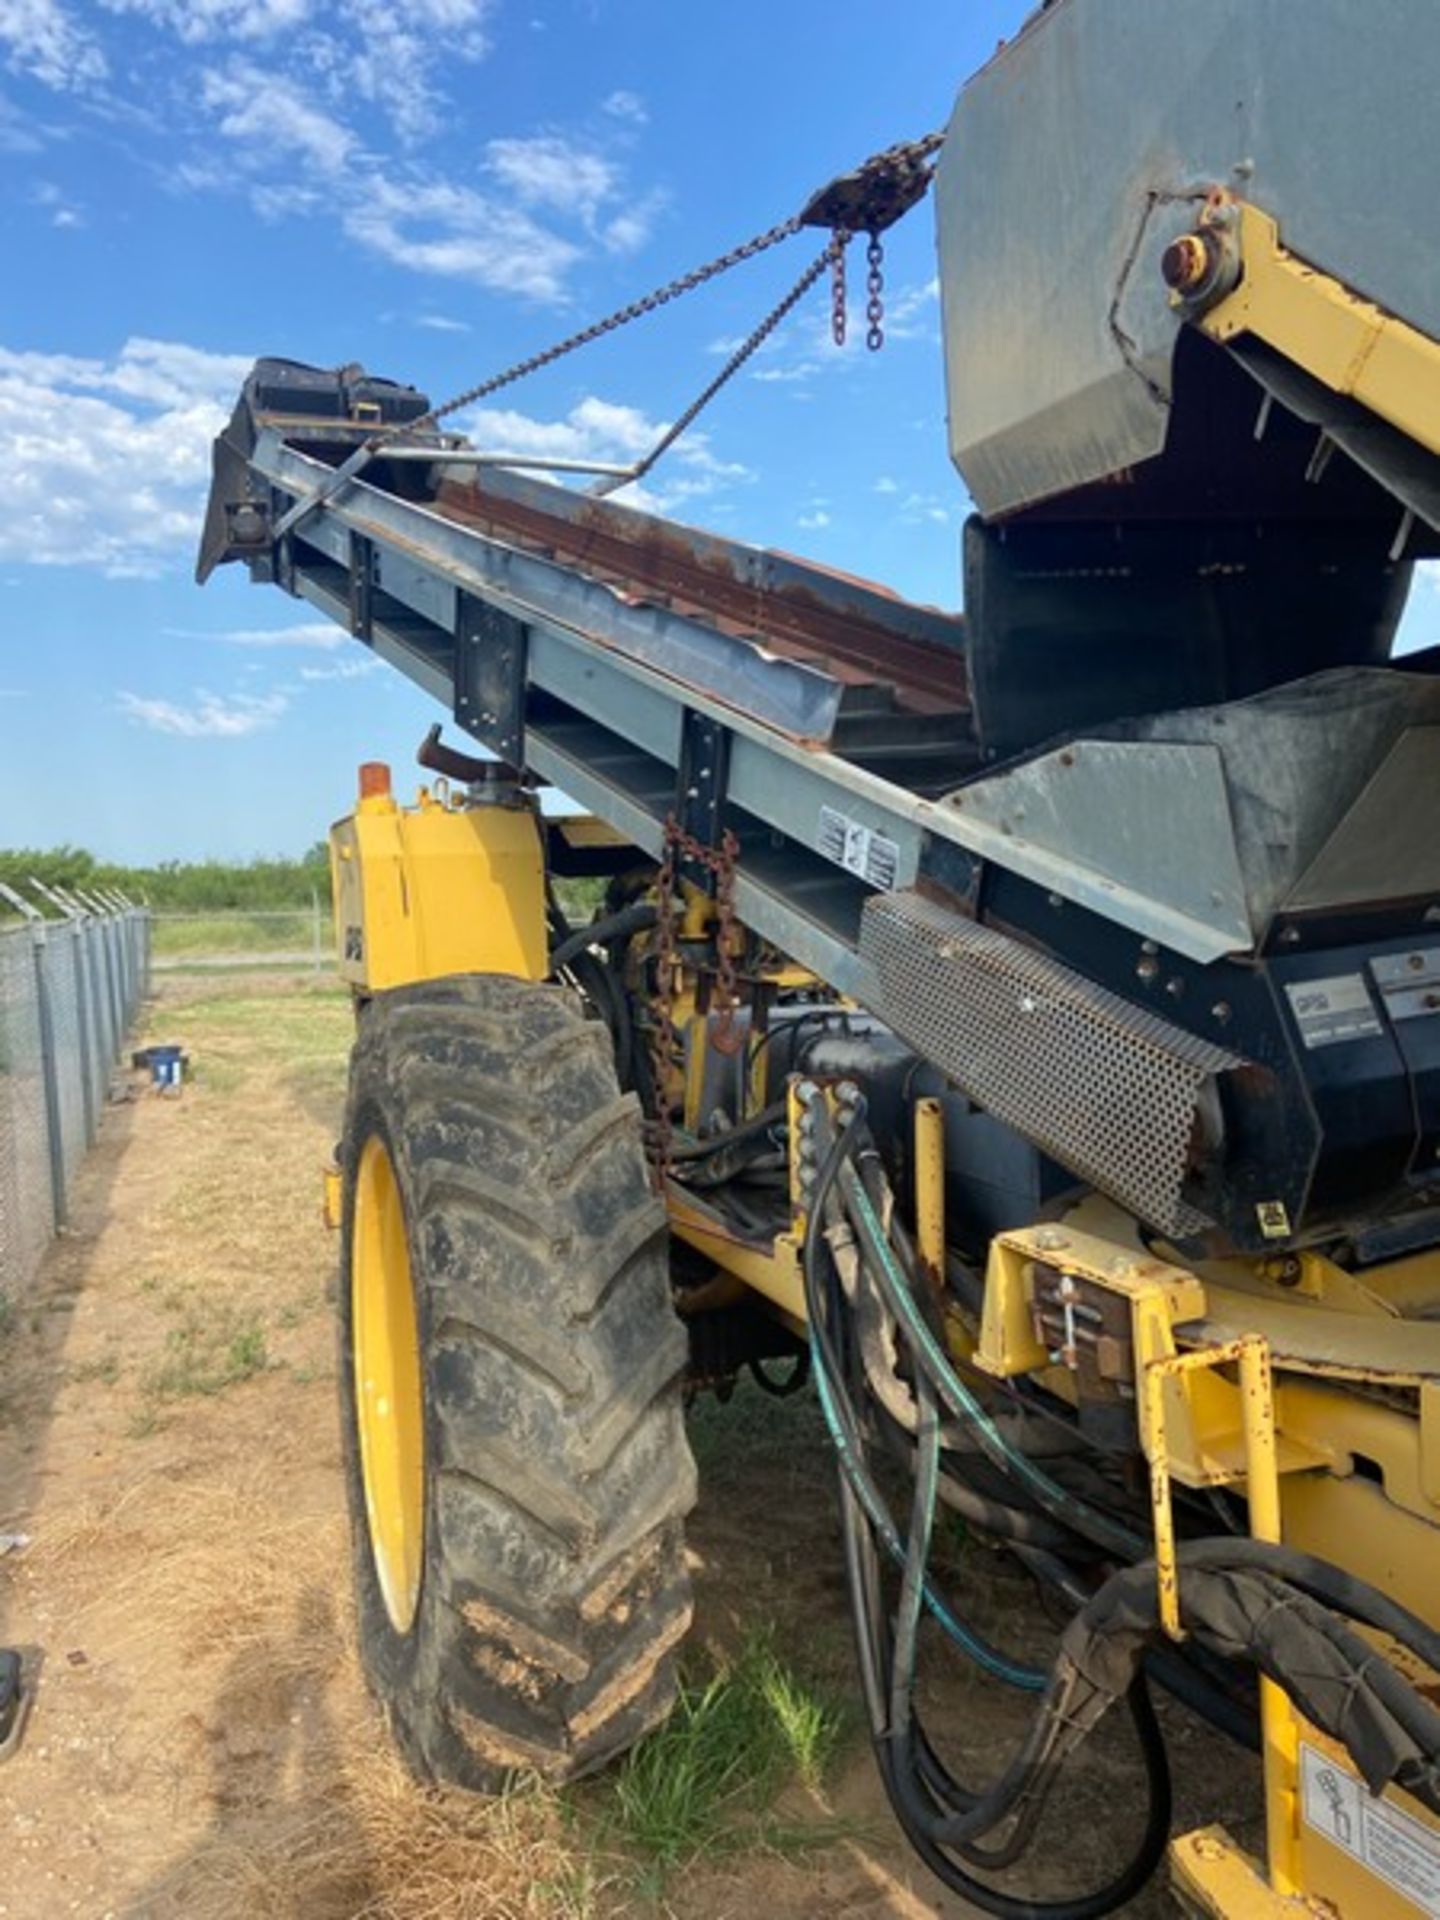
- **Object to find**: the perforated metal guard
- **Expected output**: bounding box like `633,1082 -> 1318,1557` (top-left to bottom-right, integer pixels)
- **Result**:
859,891 -> 1241,1235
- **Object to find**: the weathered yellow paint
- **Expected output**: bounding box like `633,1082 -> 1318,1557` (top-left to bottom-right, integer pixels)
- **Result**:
668,1190 -> 806,1325
351,1133 -> 425,1636
322,1161 -> 343,1231
913,1098 -> 945,1287
1193,201 -> 1440,458
1169,1828 -> 1310,1918
329,768 -> 546,991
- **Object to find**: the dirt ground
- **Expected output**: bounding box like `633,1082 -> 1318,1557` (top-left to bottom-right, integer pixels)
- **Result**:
0,973 -> 1259,1919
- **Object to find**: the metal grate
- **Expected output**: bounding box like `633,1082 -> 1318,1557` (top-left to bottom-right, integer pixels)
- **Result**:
858,890 -> 1240,1235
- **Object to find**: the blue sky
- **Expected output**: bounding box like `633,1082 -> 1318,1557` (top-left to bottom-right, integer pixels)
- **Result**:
1,1 -> 1435,862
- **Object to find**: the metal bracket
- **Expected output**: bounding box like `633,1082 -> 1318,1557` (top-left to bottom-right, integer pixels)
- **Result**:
675,708 -> 731,892
348,532 -> 376,642
454,593 -> 528,765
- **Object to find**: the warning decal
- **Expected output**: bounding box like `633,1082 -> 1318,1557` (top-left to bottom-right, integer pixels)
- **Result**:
817,806 -> 900,891
1301,1743 -> 1440,1916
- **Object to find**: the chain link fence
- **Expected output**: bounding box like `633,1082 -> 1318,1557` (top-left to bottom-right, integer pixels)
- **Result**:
149,899 -> 327,972
0,896 -> 151,1300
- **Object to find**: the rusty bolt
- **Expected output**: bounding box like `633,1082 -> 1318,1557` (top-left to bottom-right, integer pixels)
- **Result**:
1162,232 -> 1212,295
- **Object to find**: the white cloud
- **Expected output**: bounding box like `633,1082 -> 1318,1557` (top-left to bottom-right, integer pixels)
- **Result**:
600,189 -> 665,257
0,85 -> 45,147
96,0 -> 493,141
0,336 -> 252,573
30,177 -> 83,224
99,0 -> 311,43
0,0 -> 106,88
330,0 -> 493,143
463,394 -> 750,513
874,475 -> 899,494
485,133 -> 619,225
900,490 -> 954,528
191,622 -> 347,650
798,509 -> 831,531
601,89 -> 646,126
883,276 -> 940,340
720,274 -> 941,390
414,312 -> 470,333
117,688 -> 289,737
343,172 -> 582,302
299,655 -> 382,680
201,59 -> 355,172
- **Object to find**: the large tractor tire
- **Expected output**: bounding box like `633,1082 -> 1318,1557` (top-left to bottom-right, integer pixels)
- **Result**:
337,972 -> 696,1788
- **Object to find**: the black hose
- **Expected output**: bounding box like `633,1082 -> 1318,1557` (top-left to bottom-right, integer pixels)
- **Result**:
810,1094 -> 1175,1914
1177,1538 -> 1440,1675
1010,1542 -> 1260,1754
815,1110 -> 1143,1562
669,1101 -> 788,1161
803,1111 -> 1045,1689
548,901 -> 658,973
839,1447 -> 1173,1919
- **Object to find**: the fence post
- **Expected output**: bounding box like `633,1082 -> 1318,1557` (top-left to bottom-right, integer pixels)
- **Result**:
312,888 -> 323,973
0,884 -> 67,1232
31,882 -> 97,1150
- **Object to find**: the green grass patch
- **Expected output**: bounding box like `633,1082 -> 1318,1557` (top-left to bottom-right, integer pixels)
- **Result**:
593,1636 -> 849,1878
150,911 -> 321,958
69,1352 -> 121,1387
139,986 -> 353,1094
141,1303 -> 270,1402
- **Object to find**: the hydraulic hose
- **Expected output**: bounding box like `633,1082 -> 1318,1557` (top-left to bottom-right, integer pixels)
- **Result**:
839,1453 -> 1174,1920
1177,1538 -> 1440,1675
548,901 -> 658,973
806,1093 -> 1177,1913
804,1113 -> 1046,1691
808,1099 -> 1144,1561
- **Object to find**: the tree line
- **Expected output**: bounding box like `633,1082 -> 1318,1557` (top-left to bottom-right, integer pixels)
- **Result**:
0,844 -> 333,914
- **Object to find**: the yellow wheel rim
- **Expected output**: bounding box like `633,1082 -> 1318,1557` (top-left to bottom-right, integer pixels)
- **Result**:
352,1134 -> 425,1634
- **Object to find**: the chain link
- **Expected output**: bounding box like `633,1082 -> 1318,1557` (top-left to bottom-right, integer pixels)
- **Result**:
645,819 -> 743,1186
648,823 -> 682,1186
380,126 -> 946,453
594,237 -> 846,497
397,216 -> 808,442
830,238 -> 849,348
866,233 -> 885,352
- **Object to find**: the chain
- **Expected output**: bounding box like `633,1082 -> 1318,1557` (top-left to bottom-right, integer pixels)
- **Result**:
300,127 -> 946,538
866,233 -> 885,351
709,827 -> 743,1056
645,819 -> 744,1186
399,216 -> 807,441
387,126 -> 945,450
648,823 -> 682,1186
594,236 -> 847,497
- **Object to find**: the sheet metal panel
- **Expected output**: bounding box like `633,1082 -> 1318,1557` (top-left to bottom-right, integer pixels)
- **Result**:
938,0 -> 1440,515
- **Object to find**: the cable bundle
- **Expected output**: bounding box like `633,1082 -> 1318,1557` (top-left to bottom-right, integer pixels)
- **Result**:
797,1086 -> 1440,1916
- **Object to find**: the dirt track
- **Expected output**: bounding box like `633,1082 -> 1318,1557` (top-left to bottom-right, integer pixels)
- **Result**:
0,975 -> 1257,1918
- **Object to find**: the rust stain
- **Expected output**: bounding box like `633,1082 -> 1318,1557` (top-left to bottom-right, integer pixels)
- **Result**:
434,473 -> 971,720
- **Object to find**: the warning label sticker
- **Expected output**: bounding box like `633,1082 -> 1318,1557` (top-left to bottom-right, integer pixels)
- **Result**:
1301,1743 -> 1440,1916
817,806 -> 900,892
